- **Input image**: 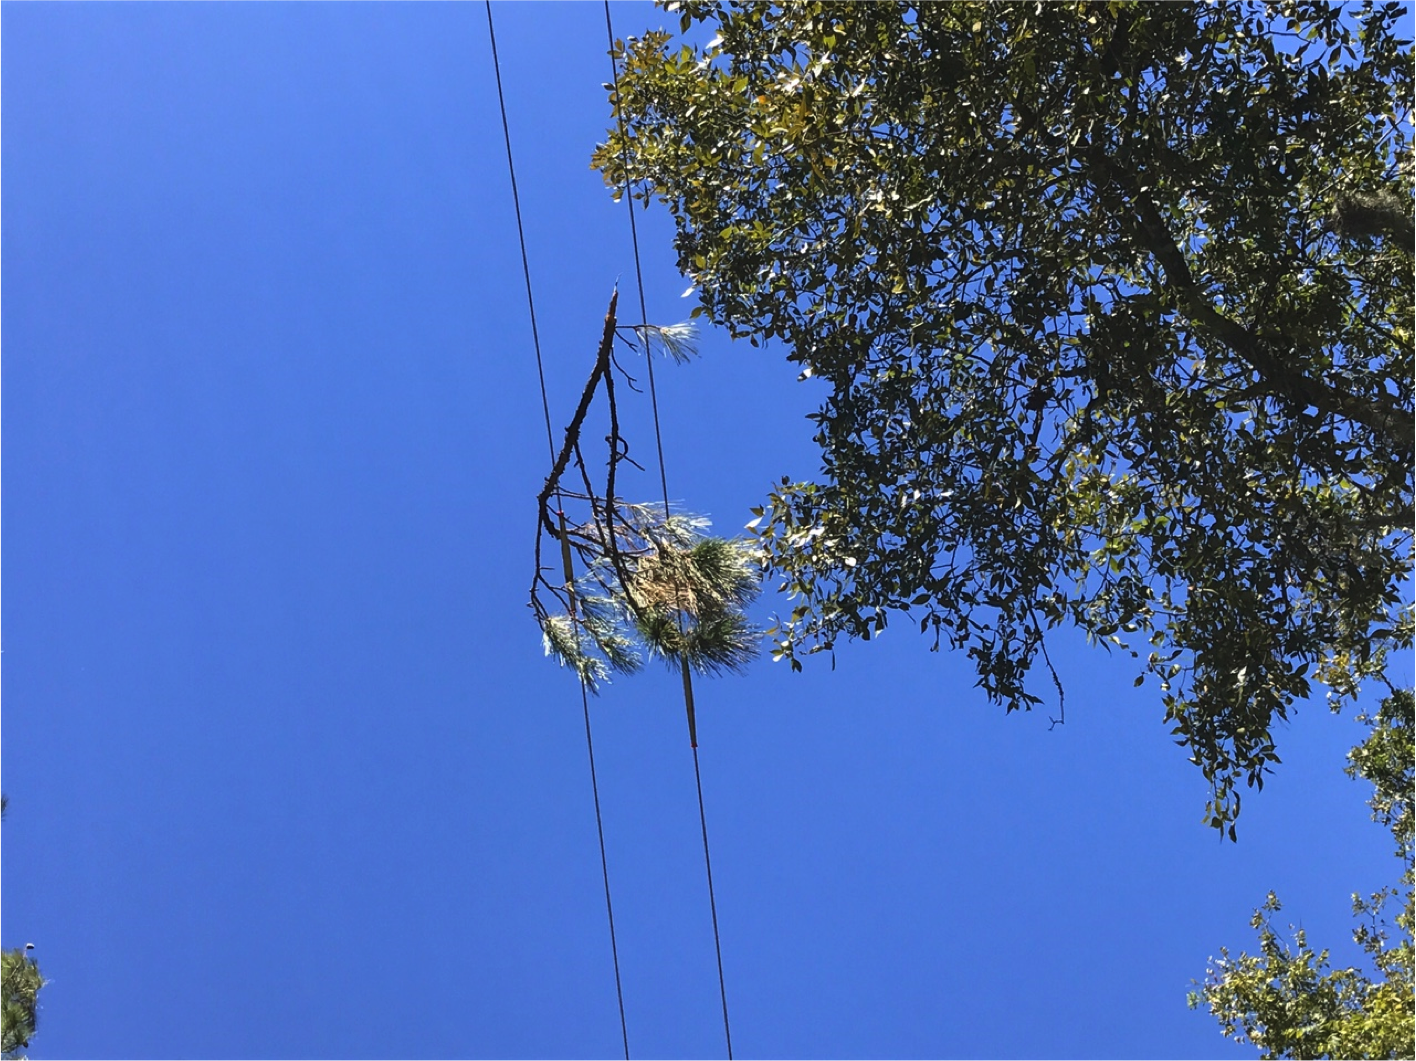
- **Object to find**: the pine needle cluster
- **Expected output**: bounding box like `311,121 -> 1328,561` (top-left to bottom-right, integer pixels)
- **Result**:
538,505 -> 760,691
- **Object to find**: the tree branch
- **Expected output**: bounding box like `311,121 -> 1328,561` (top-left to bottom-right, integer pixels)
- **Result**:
1096,155 -> 1415,460
537,290 -> 620,539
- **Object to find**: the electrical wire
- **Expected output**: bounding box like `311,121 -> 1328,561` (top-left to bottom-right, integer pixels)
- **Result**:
486,5 -> 630,1056
486,5 -> 555,462
603,6 -> 734,1057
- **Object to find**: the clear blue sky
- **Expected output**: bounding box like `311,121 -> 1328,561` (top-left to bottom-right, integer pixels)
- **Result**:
1,4 -> 1401,1059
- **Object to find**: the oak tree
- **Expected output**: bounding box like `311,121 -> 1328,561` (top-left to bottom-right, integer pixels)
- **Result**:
594,0 -> 1414,834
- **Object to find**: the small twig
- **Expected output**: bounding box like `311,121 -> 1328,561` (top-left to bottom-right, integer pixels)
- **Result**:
1033,611 -> 1066,729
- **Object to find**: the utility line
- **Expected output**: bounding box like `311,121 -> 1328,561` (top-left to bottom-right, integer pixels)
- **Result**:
485,5 -> 630,1057
603,6 -> 734,1058
485,4 -> 555,462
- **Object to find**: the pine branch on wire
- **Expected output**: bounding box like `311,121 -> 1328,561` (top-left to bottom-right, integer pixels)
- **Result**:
530,293 -> 760,692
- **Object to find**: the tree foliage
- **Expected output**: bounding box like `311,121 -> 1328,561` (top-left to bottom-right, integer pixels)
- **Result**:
0,950 -> 42,1061
1,795 -> 43,1061
594,0 -> 1414,833
1189,686 -> 1414,1058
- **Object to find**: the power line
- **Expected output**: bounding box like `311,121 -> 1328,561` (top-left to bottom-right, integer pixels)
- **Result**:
485,5 -> 555,462
690,736 -> 734,1060
603,7 -> 735,1058
485,6 -> 630,1057
576,678 -> 629,1060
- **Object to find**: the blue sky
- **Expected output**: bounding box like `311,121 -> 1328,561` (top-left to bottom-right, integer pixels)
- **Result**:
1,4 -> 1403,1059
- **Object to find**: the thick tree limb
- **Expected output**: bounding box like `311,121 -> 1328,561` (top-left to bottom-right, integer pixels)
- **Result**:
1089,151 -> 1414,459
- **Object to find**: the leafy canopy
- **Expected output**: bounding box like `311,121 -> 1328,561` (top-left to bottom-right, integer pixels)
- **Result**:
594,0 -> 1414,834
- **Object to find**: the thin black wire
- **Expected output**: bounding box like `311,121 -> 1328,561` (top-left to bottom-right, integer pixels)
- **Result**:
601,6 -> 668,512
486,5 -> 630,1058
603,6 -> 734,1058
577,678 -> 630,1061
485,2 -> 557,462
690,744 -> 734,1059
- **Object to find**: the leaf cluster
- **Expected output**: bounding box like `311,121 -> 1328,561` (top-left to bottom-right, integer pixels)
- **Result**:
1,950 -> 42,1060
1189,688 -> 1415,1058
